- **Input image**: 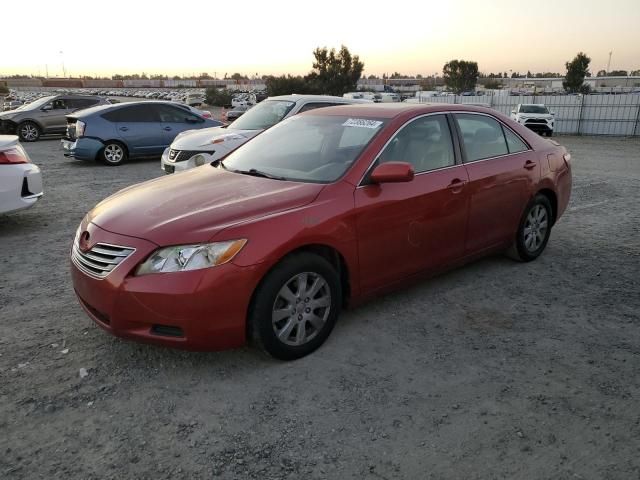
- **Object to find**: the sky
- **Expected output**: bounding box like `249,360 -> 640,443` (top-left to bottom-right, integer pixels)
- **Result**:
2,0 -> 639,78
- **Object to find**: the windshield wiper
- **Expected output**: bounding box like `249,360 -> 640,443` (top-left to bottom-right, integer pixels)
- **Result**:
232,168 -> 287,181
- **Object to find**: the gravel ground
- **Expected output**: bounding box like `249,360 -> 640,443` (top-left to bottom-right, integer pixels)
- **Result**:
1,135 -> 639,479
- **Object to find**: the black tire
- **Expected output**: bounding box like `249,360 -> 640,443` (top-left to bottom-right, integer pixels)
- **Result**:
100,141 -> 127,166
547,130 -> 553,137
17,121 -> 41,142
508,194 -> 553,262
249,252 -> 342,360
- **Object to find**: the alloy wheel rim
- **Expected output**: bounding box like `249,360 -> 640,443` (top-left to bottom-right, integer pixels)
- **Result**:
272,272 -> 331,346
105,144 -> 123,163
21,124 -> 38,140
523,204 -> 548,252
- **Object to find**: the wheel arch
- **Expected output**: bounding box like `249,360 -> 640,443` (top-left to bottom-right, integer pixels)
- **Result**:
97,139 -> 129,160
245,243 -> 352,340
537,188 -> 558,224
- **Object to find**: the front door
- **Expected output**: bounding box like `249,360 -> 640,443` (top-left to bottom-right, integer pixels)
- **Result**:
114,104 -> 165,156
354,114 -> 469,293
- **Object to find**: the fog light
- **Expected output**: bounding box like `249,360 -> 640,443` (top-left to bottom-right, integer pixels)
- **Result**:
194,154 -> 206,166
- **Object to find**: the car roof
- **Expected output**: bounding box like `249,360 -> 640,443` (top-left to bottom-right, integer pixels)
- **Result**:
302,103 -> 503,119
267,94 -> 370,104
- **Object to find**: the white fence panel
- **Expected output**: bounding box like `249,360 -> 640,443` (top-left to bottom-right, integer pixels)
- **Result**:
413,93 -> 640,136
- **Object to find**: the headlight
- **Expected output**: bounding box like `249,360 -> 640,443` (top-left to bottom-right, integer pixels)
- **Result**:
135,239 -> 247,275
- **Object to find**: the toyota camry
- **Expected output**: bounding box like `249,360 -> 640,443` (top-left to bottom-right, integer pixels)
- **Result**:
70,104 -> 572,360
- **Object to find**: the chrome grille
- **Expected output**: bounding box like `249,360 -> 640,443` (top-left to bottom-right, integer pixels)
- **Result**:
72,235 -> 135,279
168,149 -> 211,162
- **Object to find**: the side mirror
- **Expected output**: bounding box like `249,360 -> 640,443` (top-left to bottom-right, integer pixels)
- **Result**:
550,111 -> 556,116
41,105 -> 52,111
370,162 -> 414,184
511,109 -> 517,114
185,117 -> 200,123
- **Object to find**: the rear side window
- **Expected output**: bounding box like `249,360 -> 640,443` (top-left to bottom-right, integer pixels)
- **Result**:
298,102 -> 343,113
102,105 -> 158,122
502,126 -> 528,153
455,114 -> 508,162
68,98 -> 100,109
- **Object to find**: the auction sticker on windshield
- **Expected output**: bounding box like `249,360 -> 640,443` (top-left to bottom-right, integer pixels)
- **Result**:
342,118 -> 383,129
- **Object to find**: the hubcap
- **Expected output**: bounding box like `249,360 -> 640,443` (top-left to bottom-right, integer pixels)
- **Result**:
104,144 -> 123,163
272,272 -> 331,346
523,204 -> 548,252
21,124 -> 38,141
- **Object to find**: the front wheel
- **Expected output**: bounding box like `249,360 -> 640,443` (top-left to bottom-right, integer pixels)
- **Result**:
509,194 -> 553,262
100,142 -> 127,166
249,253 -> 341,360
17,121 -> 40,142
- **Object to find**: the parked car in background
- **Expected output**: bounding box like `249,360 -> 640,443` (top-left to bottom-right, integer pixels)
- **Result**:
223,105 -> 250,122
3,100 -> 23,112
62,101 -> 223,166
72,104 -> 572,360
0,95 -> 109,142
511,104 -> 555,136
0,135 -> 43,214
185,92 -> 205,106
161,94 -> 371,174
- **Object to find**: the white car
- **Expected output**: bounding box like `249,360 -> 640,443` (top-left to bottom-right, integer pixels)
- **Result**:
510,104 -> 555,137
0,135 -> 43,214
161,94 -> 372,174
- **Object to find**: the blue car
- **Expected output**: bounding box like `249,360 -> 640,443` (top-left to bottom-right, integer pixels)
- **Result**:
61,101 -> 222,166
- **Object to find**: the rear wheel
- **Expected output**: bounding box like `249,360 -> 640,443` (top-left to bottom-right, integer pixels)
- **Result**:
249,253 -> 341,360
509,194 -> 553,262
100,141 -> 127,166
17,121 -> 40,142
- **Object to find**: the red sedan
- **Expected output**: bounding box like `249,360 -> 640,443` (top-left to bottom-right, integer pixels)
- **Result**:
71,104 -> 572,360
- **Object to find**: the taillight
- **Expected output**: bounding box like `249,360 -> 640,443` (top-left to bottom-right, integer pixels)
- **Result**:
76,120 -> 86,138
0,145 -> 29,165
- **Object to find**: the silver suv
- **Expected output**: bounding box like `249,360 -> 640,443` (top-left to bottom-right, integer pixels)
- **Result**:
0,95 -> 110,141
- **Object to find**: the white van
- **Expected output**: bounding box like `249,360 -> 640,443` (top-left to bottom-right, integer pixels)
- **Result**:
378,92 -> 400,103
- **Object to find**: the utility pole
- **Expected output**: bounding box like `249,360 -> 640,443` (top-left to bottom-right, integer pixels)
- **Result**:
606,51 -> 612,74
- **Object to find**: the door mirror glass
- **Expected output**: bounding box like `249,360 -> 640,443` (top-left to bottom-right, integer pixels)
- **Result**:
370,162 -> 414,183
511,109 -> 516,114
41,104 -> 52,111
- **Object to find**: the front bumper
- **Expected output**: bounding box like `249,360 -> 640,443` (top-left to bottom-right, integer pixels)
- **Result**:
160,148 -> 216,174
519,118 -> 554,134
0,163 -> 43,214
70,222 -> 264,351
62,137 -> 105,160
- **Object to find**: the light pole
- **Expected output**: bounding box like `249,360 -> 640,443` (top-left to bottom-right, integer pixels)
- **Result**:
60,51 -> 66,78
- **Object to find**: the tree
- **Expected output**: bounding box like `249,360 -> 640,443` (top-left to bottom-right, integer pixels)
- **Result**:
563,52 -> 591,93
484,79 -> 502,90
609,70 -> 628,76
205,87 -> 233,107
631,69 -> 640,76
596,69 -> 607,77
442,60 -> 478,93
265,75 -> 314,97
230,73 -> 248,81
305,45 -> 364,96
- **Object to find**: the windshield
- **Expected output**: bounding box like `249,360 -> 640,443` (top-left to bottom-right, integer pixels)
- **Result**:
520,105 -> 549,114
222,114 -> 386,183
14,96 -> 56,111
228,100 -> 295,130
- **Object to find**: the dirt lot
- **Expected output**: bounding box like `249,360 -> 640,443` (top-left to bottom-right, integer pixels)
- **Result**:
1,135 -> 639,479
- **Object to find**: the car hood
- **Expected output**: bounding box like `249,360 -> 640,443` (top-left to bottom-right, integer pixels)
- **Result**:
171,126 -> 262,150
88,166 -> 324,245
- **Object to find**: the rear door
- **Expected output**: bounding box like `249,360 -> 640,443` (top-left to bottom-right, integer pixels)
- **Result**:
156,104 -> 205,146
354,114 -> 469,293
453,113 -> 539,254
112,104 -> 164,156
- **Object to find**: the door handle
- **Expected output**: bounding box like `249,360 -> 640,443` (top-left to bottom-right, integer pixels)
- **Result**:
447,178 -> 467,193
163,126 -> 172,131
524,160 -> 537,170
119,126 -> 128,132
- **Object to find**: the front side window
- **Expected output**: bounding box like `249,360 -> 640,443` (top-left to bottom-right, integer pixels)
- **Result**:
222,114 -> 386,183
157,105 -> 200,123
228,100 -> 295,130
378,114 -> 455,173
106,105 -> 158,122
298,102 -> 342,113
51,98 -> 68,110
455,114 -> 508,162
